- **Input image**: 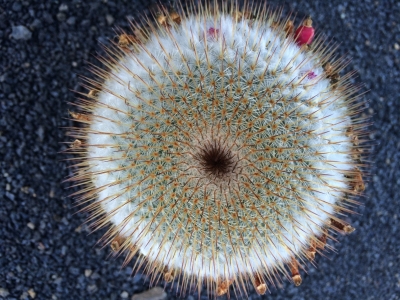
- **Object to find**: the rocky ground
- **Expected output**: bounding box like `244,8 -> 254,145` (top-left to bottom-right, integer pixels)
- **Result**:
0,0 -> 399,299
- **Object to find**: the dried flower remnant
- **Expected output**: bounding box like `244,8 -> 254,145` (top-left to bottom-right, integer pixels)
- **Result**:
67,1 -> 368,297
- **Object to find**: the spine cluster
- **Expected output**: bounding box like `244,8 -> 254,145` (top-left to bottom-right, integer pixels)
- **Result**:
67,2 -> 367,297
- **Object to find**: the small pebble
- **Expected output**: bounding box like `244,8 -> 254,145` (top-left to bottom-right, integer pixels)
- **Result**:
121,291 -> 129,298
0,288 -> 10,297
87,284 -> 98,294
84,269 -> 92,277
67,17 -> 76,25
57,13 -> 66,22
131,287 -> 167,300
21,186 -> 29,194
36,126 -> 44,142
12,2 -> 22,11
38,242 -> 45,251
90,272 -> 100,280
28,288 -> 36,299
27,222 -> 35,230
42,12 -> 54,24
106,14 -> 114,25
10,25 -> 32,40
5,192 -> 15,201
59,4 -> 69,12
30,19 -> 41,29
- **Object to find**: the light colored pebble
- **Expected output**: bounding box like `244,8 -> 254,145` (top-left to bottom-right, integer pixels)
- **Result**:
11,25 -> 32,40
84,269 -> 92,277
131,287 -> 167,300
106,14 -> 114,25
28,288 -> 36,298
0,288 -> 10,297
59,4 -> 68,12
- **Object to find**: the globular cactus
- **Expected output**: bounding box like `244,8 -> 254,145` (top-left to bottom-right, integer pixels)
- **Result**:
67,1 -> 367,297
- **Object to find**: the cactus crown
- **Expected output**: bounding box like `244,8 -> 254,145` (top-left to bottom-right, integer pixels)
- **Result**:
68,1 -> 367,297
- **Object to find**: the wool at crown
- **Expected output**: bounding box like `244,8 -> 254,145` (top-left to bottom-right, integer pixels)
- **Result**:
67,2 -> 366,297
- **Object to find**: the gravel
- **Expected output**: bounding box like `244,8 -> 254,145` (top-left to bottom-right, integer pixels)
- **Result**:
0,0 -> 399,299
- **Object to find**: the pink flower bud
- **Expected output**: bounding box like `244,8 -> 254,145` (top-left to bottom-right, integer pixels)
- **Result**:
295,20 -> 314,46
207,27 -> 219,39
307,71 -> 317,79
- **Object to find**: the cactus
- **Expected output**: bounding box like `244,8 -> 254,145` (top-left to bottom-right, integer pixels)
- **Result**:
67,1 -> 367,297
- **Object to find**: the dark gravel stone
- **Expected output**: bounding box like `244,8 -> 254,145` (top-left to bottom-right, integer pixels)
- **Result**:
57,12 -> 66,22
66,16 -> 76,26
12,2 -> 22,12
0,0 -> 399,299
